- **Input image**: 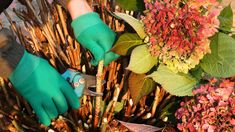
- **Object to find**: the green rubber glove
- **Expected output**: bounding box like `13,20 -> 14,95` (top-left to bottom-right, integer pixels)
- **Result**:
71,12 -> 120,66
9,51 -> 80,126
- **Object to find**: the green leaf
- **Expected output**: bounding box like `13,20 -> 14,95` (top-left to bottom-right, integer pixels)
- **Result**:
112,33 -> 143,56
158,97 -> 181,124
200,33 -> 235,78
100,100 -> 124,114
190,66 -> 204,81
116,0 -> 145,11
100,100 -> 106,117
115,101 -> 124,113
218,4 -> 233,32
232,34 -> 235,39
148,65 -> 197,96
127,45 -> 157,74
128,73 -> 156,105
114,12 -> 147,39
217,0 -> 222,3
159,102 -> 175,119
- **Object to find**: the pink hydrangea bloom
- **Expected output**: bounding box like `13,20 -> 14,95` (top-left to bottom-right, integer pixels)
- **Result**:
142,0 -> 221,73
175,78 -> 235,131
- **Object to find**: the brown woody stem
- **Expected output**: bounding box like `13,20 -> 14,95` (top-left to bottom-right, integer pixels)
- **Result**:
94,60 -> 104,129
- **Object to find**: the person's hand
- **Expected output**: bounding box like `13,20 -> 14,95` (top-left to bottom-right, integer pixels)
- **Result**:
9,51 -> 80,126
71,12 -> 120,66
62,69 -> 85,97
62,69 -> 105,96
67,0 -> 120,66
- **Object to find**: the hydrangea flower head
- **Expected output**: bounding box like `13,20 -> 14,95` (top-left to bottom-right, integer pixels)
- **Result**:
142,0 -> 221,73
175,78 -> 235,131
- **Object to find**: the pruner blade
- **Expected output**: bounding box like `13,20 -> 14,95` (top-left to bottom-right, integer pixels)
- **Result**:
61,69 -> 105,97
81,74 -> 105,96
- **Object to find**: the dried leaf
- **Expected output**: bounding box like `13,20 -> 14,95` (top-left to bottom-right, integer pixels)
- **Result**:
128,73 -> 155,104
118,120 -> 162,132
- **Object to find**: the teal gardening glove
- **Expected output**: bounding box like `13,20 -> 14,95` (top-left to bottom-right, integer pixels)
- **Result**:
72,12 -> 120,66
9,51 -> 80,126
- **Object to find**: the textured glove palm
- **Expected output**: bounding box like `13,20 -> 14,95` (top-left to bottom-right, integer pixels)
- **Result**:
72,12 -> 120,66
9,51 -> 80,126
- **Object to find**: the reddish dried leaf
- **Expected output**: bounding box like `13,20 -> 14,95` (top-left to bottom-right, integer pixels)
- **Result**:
118,120 -> 162,132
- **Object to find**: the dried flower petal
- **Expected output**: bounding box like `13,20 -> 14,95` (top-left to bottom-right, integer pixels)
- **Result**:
175,78 -> 235,131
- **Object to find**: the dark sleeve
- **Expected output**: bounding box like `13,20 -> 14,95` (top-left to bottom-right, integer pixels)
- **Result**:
0,0 -> 13,13
0,28 -> 24,78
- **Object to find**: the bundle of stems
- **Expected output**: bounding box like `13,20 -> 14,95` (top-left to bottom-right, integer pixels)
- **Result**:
0,0 -> 175,131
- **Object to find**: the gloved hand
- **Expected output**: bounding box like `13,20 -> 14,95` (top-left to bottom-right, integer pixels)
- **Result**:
62,69 -> 104,97
62,69 -> 85,97
71,12 -> 120,66
9,51 -> 80,126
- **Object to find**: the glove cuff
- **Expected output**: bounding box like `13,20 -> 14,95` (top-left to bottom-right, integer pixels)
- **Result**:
9,51 -> 40,87
71,12 -> 103,38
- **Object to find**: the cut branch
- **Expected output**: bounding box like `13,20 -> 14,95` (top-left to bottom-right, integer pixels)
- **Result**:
94,60 -> 104,129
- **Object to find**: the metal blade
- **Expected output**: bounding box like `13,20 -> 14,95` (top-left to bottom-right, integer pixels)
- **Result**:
83,88 -> 103,96
61,69 -> 105,97
81,74 -> 106,88
80,74 -> 106,96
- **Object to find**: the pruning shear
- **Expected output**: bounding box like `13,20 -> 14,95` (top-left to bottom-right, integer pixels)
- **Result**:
61,69 -> 105,97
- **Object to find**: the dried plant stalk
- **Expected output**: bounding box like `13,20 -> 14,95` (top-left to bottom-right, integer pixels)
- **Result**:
94,60 -> 104,129
56,5 -> 68,37
107,84 -> 121,122
151,86 -> 165,117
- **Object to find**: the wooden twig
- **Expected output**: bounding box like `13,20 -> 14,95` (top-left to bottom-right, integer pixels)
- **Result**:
94,60 -> 104,129
3,11 -> 26,46
56,23 -> 66,44
12,120 -> 24,132
151,86 -> 165,117
25,0 -> 42,26
124,91 -> 133,121
56,4 -> 69,37
0,78 -> 10,104
27,24 -> 41,52
107,84 -> 121,121
74,40 -> 81,70
101,83 -> 121,131
67,47 -> 75,66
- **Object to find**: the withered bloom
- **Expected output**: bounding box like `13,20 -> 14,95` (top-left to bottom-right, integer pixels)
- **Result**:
142,0 -> 221,73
